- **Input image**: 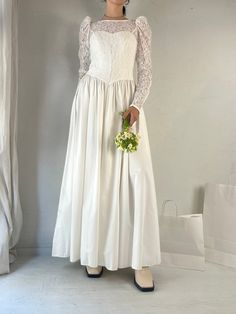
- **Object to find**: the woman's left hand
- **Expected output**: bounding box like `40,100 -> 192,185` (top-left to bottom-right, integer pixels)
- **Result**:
122,106 -> 139,127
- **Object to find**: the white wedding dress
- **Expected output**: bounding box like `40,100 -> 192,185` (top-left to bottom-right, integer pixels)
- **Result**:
51,15 -> 161,270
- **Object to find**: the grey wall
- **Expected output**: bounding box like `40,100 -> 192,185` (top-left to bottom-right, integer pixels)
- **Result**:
17,0 -> 236,250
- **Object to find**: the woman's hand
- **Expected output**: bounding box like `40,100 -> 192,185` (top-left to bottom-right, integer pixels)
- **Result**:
122,106 -> 139,127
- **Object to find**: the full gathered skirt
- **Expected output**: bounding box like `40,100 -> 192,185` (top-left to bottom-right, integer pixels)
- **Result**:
51,74 -> 161,270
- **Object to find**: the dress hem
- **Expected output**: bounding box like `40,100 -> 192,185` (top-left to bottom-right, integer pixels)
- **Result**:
51,253 -> 161,271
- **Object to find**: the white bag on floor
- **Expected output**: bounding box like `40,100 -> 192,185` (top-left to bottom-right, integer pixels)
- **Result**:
203,179 -> 236,268
159,200 -> 205,271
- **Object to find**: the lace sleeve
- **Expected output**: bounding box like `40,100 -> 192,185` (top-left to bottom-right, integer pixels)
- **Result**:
78,16 -> 91,80
129,16 -> 152,112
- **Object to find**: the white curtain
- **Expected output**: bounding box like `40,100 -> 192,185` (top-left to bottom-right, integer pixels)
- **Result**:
0,0 -> 23,274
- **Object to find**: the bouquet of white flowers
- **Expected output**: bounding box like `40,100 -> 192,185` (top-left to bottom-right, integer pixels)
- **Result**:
114,111 -> 141,153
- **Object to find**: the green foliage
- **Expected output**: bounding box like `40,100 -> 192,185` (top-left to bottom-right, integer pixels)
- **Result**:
114,110 -> 141,153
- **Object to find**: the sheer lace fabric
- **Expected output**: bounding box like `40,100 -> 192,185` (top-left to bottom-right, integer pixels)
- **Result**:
78,16 -> 152,111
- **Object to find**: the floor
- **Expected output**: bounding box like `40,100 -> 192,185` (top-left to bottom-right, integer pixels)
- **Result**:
0,254 -> 236,314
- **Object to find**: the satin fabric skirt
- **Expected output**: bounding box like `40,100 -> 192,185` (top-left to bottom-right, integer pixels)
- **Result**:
51,73 -> 161,270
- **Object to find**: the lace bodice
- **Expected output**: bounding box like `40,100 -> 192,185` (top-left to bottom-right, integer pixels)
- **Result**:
78,16 -> 152,112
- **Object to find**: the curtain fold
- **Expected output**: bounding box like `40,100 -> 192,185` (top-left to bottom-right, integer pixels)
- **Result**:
0,0 -> 23,274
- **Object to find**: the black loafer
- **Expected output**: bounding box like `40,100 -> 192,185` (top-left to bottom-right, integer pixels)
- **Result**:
133,274 -> 155,292
85,266 -> 104,278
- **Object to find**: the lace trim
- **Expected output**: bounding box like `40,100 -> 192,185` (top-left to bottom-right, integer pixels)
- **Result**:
78,16 -> 152,109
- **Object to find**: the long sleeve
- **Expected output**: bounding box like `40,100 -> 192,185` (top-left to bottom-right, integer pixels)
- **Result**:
78,16 -> 91,80
129,16 -> 152,112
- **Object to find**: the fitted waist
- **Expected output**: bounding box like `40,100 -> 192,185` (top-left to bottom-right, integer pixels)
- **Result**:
86,69 -> 134,84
